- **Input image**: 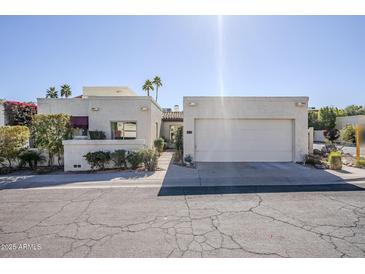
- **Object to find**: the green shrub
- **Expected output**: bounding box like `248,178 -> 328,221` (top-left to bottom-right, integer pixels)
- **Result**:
89,130 -> 106,140
141,149 -> 158,171
127,151 -> 143,169
328,151 -> 342,170
184,154 -> 193,163
340,125 -> 356,145
83,151 -> 111,171
18,149 -> 45,170
174,127 -> 183,162
355,159 -> 365,168
160,136 -> 168,149
323,128 -> 340,144
3,101 -> 37,126
154,138 -> 165,155
0,126 -> 30,168
111,149 -> 127,169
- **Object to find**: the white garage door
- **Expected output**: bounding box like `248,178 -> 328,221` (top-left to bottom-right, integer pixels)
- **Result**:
195,119 -> 293,162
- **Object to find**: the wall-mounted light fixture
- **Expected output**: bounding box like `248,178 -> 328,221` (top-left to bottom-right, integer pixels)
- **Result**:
91,107 -> 100,111
188,102 -> 197,107
295,102 -> 306,107
140,106 -> 148,111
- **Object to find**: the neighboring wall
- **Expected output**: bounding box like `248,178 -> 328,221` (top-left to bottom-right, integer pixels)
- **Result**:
336,115 -> 365,129
183,96 -> 309,162
314,130 -> 326,143
0,103 -> 5,126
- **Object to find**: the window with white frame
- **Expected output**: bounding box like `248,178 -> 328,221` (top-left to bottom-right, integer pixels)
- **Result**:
111,121 -> 137,140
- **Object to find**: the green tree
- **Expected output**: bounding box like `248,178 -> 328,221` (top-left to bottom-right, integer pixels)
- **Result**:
46,87 -> 58,98
142,80 -> 154,97
344,105 -> 365,116
31,114 -> 72,166
152,76 -> 162,102
0,126 -> 30,167
60,84 -> 72,98
318,107 -> 338,129
308,110 -> 321,130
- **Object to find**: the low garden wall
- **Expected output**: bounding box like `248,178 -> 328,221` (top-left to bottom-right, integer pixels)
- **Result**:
314,130 -> 326,143
62,139 -> 146,171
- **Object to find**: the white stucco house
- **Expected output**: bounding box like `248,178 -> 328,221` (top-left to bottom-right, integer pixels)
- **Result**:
38,87 -> 163,171
37,87 -> 308,171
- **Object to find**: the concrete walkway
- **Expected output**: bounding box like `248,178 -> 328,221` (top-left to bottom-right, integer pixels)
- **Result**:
0,152 -> 175,190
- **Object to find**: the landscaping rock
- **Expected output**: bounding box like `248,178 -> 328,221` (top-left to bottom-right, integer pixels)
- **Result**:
314,163 -> 327,169
305,154 -> 322,165
321,144 -> 337,155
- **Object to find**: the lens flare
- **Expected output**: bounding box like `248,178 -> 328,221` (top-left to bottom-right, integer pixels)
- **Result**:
217,15 -> 224,96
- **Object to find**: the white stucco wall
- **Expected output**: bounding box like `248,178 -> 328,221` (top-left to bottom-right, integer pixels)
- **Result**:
37,96 -> 163,148
336,115 -> 365,129
62,139 -> 146,171
88,96 -> 162,146
37,98 -> 89,116
0,103 -> 5,126
83,87 -> 137,97
183,96 -> 309,162
150,100 -> 163,147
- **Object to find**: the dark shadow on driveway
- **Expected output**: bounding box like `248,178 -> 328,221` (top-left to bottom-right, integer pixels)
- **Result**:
0,171 -> 157,190
158,161 -> 365,196
158,184 -> 365,196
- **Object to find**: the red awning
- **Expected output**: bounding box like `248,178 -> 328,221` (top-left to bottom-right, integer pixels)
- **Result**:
70,116 -> 88,129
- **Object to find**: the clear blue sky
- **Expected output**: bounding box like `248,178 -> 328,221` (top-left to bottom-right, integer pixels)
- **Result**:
0,16 -> 364,108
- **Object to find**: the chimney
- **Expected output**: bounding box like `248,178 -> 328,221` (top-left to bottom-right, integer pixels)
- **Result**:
173,105 -> 180,112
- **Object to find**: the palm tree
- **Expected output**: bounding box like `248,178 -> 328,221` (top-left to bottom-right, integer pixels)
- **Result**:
152,76 -> 162,102
46,87 -> 58,98
60,84 -> 72,98
142,80 -> 154,97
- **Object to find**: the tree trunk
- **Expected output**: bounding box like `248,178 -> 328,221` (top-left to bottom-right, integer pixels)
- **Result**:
156,87 -> 158,102
48,152 -> 53,166
7,158 -> 12,168
57,153 -> 62,167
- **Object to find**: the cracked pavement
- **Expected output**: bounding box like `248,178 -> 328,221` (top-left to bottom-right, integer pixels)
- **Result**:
1,186 -> 365,257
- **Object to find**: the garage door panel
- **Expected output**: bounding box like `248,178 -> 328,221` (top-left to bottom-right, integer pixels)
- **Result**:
195,119 -> 293,162
195,150 -> 292,162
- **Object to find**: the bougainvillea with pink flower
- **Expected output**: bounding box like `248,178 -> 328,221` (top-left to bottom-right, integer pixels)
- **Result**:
3,101 -> 37,126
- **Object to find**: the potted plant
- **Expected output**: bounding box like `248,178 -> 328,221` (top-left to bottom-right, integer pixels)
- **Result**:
184,154 -> 193,167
